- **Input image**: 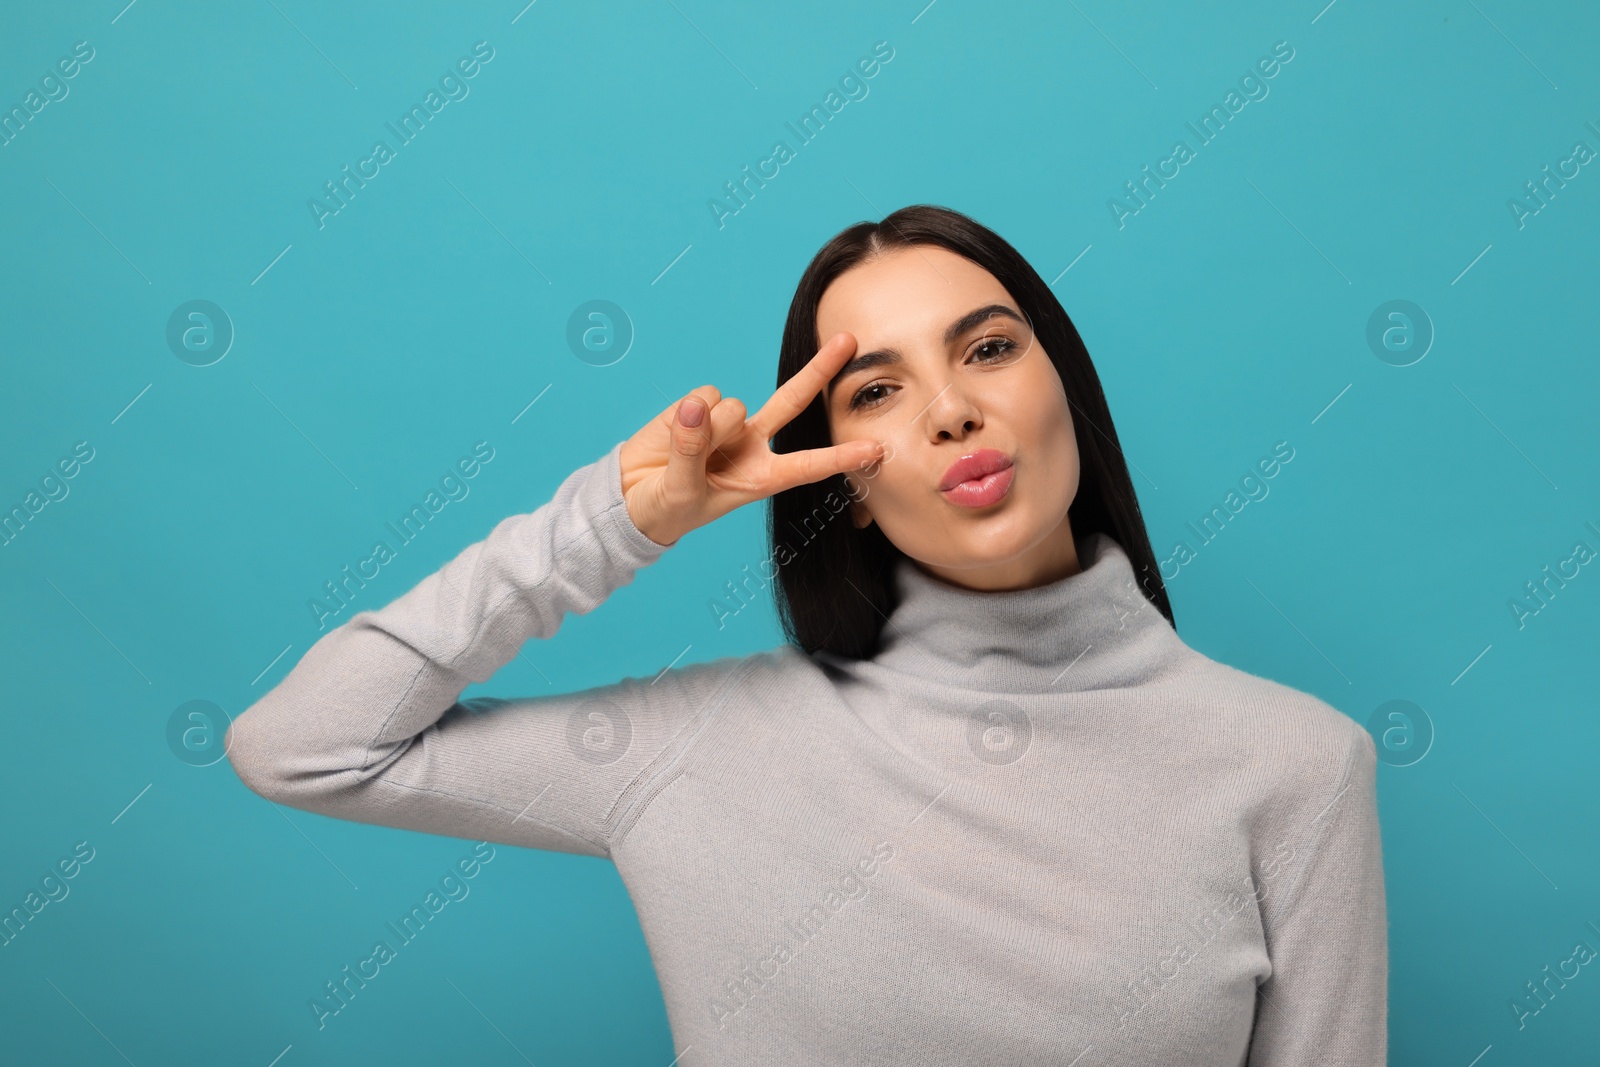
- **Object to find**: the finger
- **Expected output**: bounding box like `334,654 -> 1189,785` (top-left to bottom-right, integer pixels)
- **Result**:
705,396 -> 748,451
766,438 -> 885,496
745,332 -> 857,442
664,387 -> 721,500
649,385 -> 722,433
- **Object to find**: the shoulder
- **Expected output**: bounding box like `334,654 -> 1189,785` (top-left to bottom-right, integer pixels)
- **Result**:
1165,648 -> 1375,803
614,642 -> 822,709
681,642 -> 837,686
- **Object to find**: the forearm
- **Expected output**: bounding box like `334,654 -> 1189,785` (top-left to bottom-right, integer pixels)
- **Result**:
225,440 -> 672,815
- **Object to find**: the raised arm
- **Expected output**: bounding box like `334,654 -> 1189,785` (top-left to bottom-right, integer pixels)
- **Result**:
226,338 -> 886,857
224,440 -> 745,855
1246,723 -> 1388,1065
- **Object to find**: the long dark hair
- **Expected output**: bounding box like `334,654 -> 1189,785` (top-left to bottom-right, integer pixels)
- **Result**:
768,204 -> 1174,658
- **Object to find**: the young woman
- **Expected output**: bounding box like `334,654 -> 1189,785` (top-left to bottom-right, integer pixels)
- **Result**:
228,205 -> 1387,1065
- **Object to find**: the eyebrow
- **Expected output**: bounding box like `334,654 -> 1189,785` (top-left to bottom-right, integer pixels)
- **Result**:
827,303 -> 1027,397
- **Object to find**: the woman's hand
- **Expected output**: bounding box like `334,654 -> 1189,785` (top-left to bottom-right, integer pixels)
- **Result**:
618,332 -> 885,547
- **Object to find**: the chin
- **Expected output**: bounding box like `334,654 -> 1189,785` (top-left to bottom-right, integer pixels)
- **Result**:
921,529 -> 1042,571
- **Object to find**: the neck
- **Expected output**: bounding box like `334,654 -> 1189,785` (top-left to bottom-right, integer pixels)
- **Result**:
872,532 -> 1187,695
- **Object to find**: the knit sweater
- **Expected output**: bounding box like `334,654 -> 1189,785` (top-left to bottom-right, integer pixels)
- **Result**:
226,439 -> 1388,1066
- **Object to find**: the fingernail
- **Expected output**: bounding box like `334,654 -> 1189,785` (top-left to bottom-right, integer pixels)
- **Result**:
679,397 -> 705,427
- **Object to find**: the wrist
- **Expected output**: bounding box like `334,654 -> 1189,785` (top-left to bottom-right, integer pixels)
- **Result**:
623,495 -> 679,548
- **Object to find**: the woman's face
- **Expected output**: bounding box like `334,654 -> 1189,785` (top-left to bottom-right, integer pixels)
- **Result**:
819,244 -> 1082,591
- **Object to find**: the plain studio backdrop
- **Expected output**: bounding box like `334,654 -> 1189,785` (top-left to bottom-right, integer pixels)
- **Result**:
1,0 -> 1597,1064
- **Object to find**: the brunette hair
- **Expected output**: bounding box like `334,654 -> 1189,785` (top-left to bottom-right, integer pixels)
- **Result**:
768,204 -> 1174,658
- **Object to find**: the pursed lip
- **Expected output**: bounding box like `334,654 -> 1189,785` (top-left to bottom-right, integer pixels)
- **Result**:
938,449 -> 1013,492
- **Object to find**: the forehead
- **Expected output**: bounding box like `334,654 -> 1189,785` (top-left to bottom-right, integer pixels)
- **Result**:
816,246 -> 1013,339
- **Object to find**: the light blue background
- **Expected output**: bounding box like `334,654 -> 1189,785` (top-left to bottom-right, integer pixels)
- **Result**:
3,1 -> 1597,1063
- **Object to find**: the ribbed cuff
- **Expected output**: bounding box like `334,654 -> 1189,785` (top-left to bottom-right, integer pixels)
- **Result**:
590,439 -> 677,562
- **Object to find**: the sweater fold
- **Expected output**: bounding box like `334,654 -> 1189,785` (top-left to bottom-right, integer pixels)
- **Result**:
873,531 -> 1189,694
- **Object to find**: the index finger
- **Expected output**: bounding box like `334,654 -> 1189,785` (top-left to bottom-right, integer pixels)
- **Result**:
745,332 -> 857,442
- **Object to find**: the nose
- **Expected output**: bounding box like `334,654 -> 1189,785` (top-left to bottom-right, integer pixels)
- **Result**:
923,380 -> 982,442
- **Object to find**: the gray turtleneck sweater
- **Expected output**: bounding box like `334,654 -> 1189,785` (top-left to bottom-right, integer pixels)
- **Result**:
226,440 -> 1387,1066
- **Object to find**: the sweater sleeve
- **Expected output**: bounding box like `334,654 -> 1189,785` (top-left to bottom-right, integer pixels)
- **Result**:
224,440 -> 746,859
1246,722 -> 1388,1066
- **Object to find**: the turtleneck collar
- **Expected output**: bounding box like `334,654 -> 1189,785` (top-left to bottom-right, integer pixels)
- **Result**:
870,531 -> 1190,695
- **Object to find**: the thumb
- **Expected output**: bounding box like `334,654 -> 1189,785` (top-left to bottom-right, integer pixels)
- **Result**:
664,392 -> 713,503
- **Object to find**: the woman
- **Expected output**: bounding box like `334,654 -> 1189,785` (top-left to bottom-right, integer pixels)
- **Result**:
227,205 -> 1387,1065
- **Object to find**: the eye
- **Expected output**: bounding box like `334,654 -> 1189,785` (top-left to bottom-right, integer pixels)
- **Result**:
969,336 -> 1018,362
848,380 -> 895,411
846,337 -> 1020,412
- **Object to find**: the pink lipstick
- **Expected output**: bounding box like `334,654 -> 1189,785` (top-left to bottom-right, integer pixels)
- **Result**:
939,449 -> 1014,509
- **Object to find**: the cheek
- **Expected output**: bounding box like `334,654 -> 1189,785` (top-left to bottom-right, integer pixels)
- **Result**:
1047,407 -> 1077,467
1010,377 -> 1077,511
1027,373 -> 1075,460
990,367 -> 1072,459
1041,414 -> 1079,501
850,461 -> 916,514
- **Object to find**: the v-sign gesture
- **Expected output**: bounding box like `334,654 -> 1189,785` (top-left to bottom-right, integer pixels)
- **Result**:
619,332 -> 886,547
